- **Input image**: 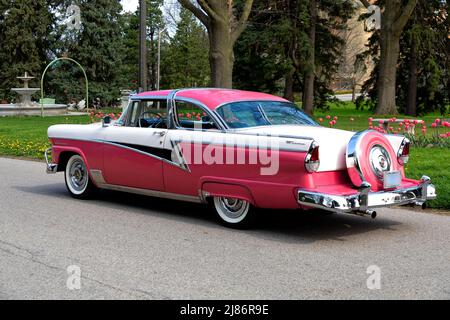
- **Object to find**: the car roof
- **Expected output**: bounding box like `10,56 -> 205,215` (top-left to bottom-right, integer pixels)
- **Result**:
133,88 -> 289,110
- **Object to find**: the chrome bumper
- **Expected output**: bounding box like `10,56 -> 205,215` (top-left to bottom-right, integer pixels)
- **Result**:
45,148 -> 58,174
298,176 -> 436,217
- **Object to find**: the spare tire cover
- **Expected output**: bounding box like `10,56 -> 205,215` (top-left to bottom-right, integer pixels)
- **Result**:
346,130 -> 402,192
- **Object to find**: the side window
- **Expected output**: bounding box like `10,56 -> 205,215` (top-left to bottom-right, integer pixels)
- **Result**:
175,100 -> 218,130
125,100 -> 168,128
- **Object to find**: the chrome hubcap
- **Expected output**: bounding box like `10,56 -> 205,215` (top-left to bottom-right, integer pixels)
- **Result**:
218,197 -> 249,220
369,145 -> 391,178
69,159 -> 87,192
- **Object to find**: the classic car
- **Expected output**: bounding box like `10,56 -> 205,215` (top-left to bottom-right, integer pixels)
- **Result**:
45,88 -> 436,228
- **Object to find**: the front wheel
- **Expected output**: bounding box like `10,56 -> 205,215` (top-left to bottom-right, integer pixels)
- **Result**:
65,154 -> 97,199
212,197 -> 255,229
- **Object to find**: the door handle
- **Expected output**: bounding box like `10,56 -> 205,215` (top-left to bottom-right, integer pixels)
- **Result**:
154,131 -> 166,137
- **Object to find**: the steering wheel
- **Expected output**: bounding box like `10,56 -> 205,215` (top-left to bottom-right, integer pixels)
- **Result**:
138,111 -> 164,128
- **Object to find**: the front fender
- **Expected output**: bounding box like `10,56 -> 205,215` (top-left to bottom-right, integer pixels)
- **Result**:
52,145 -> 91,172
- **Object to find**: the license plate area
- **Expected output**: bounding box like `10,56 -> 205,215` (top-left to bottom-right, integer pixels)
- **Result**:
383,171 -> 402,189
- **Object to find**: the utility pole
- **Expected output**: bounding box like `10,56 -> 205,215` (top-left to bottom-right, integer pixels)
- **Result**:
156,29 -> 161,91
139,0 -> 147,92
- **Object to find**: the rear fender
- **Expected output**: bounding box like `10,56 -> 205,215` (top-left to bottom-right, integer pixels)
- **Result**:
200,180 -> 256,206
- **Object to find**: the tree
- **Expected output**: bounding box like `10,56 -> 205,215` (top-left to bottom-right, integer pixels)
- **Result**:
147,0 -> 164,90
335,3 -> 373,102
0,0 -> 56,101
118,10 -> 140,90
233,0 -> 300,96
161,8 -> 210,88
302,0 -> 317,114
358,0 -> 448,116
397,0 -> 449,115
60,0 -> 125,106
178,0 -> 254,88
360,0 -> 419,114
234,0 -> 353,112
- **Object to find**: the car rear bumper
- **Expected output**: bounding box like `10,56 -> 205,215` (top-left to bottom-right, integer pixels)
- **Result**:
297,176 -> 436,216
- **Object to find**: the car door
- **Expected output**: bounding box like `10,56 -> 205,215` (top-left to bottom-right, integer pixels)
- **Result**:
162,99 -> 224,196
102,99 -> 169,191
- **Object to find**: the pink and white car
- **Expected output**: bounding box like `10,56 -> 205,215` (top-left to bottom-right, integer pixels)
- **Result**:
46,89 -> 436,228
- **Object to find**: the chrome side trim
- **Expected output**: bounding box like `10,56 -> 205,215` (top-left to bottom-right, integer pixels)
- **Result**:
45,148 -> 58,174
298,177 -> 437,215
170,136 -> 310,153
90,169 -> 107,184
89,169 -> 201,203
169,139 -> 191,172
49,137 -> 190,172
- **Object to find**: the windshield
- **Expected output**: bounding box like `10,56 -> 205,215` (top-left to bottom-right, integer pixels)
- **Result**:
215,101 -> 318,129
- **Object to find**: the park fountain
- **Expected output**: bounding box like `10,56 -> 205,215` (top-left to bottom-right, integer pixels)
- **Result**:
11,72 -> 39,107
0,72 -> 67,116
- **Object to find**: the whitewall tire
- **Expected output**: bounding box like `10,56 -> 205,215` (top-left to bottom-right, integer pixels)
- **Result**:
212,197 -> 255,229
65,154 -> 97,199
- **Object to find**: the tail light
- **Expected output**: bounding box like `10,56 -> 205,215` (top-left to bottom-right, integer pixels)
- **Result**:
397,138 -> 410,165
305,141 -> 320,172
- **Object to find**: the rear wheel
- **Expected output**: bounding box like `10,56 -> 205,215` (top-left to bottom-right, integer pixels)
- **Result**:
65,154 -> 97,199
212,197 -> 255,229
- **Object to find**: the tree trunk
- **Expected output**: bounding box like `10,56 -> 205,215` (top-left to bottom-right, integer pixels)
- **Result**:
375,0 -> 419,115
376,29 -> 401,115
351,78 -> 357,102
178,0 -> 254,89
149,28 -> 156,90
283,69 -> 295,101
406,37 -> 418,116
302,0 -> 316,115
208,21 -> 234,88
139,0 -> 147,92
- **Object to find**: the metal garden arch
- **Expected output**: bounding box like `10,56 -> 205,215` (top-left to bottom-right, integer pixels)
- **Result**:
40,57 -> 88,117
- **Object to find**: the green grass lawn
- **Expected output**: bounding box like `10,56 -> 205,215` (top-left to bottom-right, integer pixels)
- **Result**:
314,101 -> 449,133
0,115 -> 90,158
406,148 -> 450,209
0,106 -> 448,209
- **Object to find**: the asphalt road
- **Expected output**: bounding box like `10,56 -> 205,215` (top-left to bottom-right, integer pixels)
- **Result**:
0,157 -> 449,300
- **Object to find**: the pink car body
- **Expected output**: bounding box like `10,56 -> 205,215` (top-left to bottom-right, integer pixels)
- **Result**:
46,89 -> 436,227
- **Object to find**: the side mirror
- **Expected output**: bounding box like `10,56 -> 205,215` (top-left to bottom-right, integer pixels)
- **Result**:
102,115 -> 111,127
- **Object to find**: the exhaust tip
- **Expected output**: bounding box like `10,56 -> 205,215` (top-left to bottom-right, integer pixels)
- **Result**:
414,201 -> 427,210
364,210 -> 377,219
